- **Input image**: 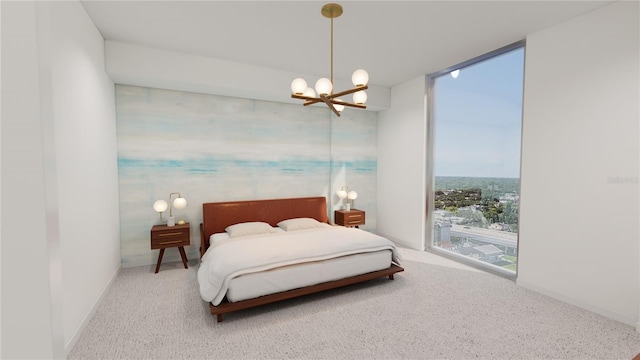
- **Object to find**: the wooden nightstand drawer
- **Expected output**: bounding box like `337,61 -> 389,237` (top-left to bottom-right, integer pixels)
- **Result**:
150,224 -> 190,249
334,209 -> 365,227
151,237 -> 189,249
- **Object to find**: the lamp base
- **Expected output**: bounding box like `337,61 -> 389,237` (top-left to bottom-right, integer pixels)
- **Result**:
346,203 -> 351,211
167,216 -> 176,227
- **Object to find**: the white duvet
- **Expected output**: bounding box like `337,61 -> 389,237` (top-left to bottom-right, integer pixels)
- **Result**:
197,226 -> 401,305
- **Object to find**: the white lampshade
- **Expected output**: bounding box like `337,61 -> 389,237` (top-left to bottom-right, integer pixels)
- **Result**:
353,91 -> 367,105
347,190 -> 358,200
303,87 -> 316,98
334,99 -> 345,112
351,69 -> 369,86
336,189 -> 348,199
291,78 -> 307,94
315,78 -> 333,96
450,69 -> 460,79
153,200 -> 168,213
173,197 -> 187,209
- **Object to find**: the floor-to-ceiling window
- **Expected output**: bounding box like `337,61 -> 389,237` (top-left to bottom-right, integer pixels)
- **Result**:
427,42 -> 525,277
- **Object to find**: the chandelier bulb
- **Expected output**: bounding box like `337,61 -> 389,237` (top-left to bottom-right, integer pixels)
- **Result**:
303,87 -> 316,98
291,78 -> 308,95
353,90 -> 367,105
334,99 -> 345,112
315,78 -> 333,96
352,69 -> 369,87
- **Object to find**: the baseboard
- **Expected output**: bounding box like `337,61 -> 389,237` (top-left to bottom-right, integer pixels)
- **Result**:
65,264 -> 121,357
517,279 -> 636,327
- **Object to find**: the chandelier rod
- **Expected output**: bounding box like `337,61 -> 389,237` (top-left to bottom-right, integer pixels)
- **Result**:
330,16 -> 334,88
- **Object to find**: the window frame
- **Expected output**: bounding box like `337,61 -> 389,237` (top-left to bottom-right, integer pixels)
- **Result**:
425,40 -> 526,280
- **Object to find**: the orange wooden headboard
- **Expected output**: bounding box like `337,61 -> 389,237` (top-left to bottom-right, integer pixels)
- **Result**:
200,196 -> 328,257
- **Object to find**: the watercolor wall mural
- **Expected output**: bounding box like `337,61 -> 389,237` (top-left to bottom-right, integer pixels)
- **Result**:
116,85 -> 378,267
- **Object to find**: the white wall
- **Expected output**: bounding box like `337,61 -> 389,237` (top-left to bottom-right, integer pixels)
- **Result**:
517,1 -> 639,326
1,1 -> 121,357
47,2 -> 122,352
2,2 -> 59,357
375,1 -> 639,328
377,76 -> 427,250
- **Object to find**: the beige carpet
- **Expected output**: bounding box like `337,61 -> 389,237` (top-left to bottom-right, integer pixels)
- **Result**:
68,248 -> 640,359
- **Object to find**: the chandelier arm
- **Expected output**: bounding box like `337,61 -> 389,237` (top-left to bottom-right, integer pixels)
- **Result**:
292,94 -> 323,106
320,94 -> 342,117
326,85 -> 369,99
331,101 -> 366,109
292,94 -> 320,101
292,93 -> 367,111
292,95 -> 366,109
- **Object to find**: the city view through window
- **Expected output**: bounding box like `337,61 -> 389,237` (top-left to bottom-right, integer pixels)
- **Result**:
433,176 -> 519,272
430,45 -> 524,274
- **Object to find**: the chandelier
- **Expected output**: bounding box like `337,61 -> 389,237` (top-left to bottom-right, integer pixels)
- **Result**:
290,3 -> 369,117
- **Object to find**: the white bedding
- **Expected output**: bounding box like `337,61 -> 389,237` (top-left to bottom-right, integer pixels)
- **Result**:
197,226 -> 401,305
227,250 -> 392,302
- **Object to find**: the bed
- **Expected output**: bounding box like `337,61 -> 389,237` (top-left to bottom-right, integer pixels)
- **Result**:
198,196 -> 404,322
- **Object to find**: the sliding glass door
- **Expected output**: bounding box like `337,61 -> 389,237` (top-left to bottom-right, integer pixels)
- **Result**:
428,43 -> 525,276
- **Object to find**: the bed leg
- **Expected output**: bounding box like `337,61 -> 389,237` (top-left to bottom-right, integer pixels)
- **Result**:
389,274 -> 395,280
216,314 -> 223,323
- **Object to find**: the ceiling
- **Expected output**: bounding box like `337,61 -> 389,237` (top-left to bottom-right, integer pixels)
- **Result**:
81,1 -> 612,88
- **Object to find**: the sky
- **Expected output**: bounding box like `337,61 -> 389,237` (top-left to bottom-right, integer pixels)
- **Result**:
433,47 -> 525,179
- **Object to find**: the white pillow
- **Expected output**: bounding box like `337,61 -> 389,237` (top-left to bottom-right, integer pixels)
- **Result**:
277,217 -> 329,231
225,222 -> 277,238
209,232 -> 230,246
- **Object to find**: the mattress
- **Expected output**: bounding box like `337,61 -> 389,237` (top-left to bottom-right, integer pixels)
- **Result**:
225,249 -> 392,303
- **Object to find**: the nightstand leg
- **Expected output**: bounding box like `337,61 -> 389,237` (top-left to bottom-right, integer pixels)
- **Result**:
178,246 -> 188,269
155,248 -> 165,273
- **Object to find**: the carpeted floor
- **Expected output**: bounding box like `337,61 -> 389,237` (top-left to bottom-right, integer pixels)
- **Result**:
68,248 -> 640,359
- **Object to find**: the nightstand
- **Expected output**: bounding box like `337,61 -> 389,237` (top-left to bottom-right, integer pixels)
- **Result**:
150,223 -> 190,273
334,209 -> 365,228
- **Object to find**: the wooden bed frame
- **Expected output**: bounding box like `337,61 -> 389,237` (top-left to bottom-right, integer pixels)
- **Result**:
200,196 -> 404,322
